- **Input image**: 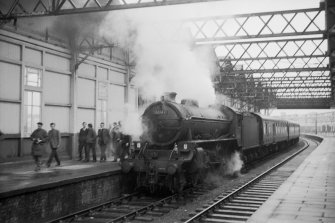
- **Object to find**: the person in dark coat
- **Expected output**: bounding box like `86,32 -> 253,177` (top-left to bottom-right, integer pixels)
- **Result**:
30,122 -> 48,171
78,122 -> 88,161
85,123 -> 97,162
111,122 -> 122,162
97,122 -> 110,162
121,134 -> 132,161
46,123 -> 61,167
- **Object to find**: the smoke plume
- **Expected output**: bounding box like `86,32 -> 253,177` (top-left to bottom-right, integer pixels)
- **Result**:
222,151 -> 244,176
99,9 -> 216,107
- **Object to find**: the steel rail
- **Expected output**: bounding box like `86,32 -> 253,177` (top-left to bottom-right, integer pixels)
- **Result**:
48,192 -> 139,223
184,139 -> 311,223
108,185 -> 204,223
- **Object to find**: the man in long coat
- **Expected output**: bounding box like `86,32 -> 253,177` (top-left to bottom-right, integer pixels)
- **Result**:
111,122 -> 122,162
97,122 -> 110,162
30,122 -> 48,171
85,123 -> 97,162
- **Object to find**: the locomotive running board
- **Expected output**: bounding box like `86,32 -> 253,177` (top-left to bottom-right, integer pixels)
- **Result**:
180,138 -> 237,145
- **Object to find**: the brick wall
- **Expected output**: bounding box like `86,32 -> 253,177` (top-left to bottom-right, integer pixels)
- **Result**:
0,173 -> 122,223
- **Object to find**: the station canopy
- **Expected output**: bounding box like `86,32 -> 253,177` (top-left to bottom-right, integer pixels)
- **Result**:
0,0 -> 334,109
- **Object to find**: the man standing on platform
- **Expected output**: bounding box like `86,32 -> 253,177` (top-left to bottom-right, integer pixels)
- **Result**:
97,122 -> 110,162
78,122 -> 88,161
111,122 -> 121,162
121,133 -> 132,161
85,123 -> 97,162
30,122 -> 48,171
46,123 -> 61,167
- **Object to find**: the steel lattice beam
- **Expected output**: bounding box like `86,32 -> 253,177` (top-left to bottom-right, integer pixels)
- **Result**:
326,0 -> 335,106
0,0 -> 226,20
198,4 -> 333,109
187,8 -> 325,42
217,38 -> 327,70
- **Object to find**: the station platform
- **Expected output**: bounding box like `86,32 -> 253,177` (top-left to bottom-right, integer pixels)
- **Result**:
0,158 -> 122,223
0,158 -> 121,198
248,137 -> 335,223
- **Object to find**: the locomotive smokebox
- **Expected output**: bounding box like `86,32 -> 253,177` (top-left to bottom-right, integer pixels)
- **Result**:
161,92 -> 177,102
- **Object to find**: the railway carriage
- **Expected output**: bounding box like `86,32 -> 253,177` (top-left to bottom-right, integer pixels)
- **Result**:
288,122 -> 300,144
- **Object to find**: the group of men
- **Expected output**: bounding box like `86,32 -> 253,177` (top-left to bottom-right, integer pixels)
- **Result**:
30,122 -> 61,171
30,121 -> 131,171
78,121 -> 131,162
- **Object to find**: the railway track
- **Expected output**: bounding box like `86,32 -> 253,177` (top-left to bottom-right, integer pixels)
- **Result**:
183,138 -> 315,223
51,185 -> 214,223
51,138 -> 314,223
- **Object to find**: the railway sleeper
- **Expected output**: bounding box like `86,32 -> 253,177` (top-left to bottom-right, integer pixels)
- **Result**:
207,213 -> 248,221
74,217 -> 112,223
134,215 -> 154,222
250,185 -> 277,189
152,207 -> 171,213
127,201 -> 155,206
107,205 -> 132,211
104,208 -> 133,214
145,211 -> 165,216
242,191 -> 273,196
90,211 -> 121,219
229,200 -> 262,207
162,203 -> 179,209
192,191 -> 206,196
214,209 -> 253,216
253,182 -> 282,187
239,192 -> 272,198
234,196 -> 268,202
201,217 -> 245,223
246,188 -> 276,193
252,184 -> 280,190
219,205 -> 259,212
231,198 -> 264,204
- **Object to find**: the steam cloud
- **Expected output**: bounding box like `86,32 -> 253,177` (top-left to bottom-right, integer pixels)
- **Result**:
223,151 -> 244,176
99,9 -> 216,107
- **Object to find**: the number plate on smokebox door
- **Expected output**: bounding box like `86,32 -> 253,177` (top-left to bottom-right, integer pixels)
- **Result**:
152,106 -> 167,115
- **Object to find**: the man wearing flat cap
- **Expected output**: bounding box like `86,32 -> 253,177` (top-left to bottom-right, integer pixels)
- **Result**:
30,122 -> 48,171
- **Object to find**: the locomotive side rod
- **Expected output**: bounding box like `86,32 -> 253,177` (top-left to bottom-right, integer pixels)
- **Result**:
184,138 -> 312,223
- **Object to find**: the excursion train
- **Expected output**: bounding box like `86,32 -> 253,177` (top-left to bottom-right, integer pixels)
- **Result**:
121,92 -> 300,192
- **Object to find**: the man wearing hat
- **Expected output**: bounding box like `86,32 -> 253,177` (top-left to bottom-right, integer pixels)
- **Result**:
97,122 -> 110,162
30,122 -> 48,171
85,123 -> 97,162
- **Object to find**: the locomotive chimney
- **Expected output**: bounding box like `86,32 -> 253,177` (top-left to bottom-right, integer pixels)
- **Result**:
162,92 -> 177,102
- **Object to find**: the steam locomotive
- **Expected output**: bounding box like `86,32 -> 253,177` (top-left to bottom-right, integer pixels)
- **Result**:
121,92 -> 300,192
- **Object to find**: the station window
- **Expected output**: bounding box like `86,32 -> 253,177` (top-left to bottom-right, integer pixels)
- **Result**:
97,99 -> 107,124
25,67 -> 41,87
98,82 -> 108,98
23,91 -> 41,136
97,82 -> 108,125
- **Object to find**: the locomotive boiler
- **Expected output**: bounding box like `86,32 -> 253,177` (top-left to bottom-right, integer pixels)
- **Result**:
121,93 -> 239,192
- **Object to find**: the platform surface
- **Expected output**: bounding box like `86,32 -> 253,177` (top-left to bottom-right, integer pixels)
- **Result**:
248,137 -> 335,223
0,157 -> 121,198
